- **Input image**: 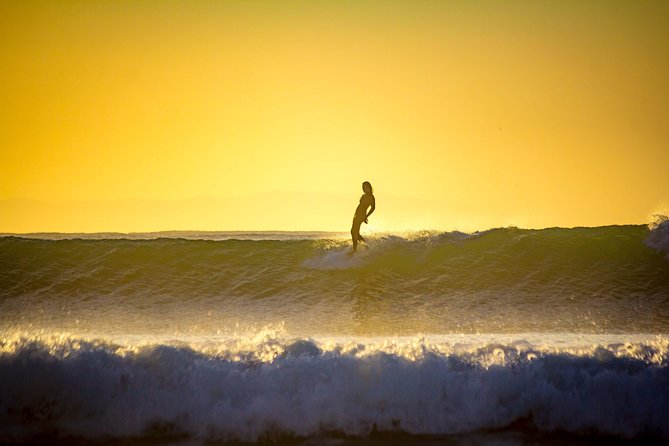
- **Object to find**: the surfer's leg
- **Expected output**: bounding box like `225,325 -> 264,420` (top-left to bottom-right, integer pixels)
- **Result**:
351,219 -> 362,252
351,226 -> 357,252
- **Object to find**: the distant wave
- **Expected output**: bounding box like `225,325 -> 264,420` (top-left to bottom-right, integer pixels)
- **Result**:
1,335 -> 668,442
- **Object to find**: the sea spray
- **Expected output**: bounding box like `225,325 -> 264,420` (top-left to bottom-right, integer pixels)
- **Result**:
646,214 -> 669,258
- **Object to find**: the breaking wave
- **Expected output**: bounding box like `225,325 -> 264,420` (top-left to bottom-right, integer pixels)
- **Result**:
646,214 -> 669,259
1,335 -> 668,442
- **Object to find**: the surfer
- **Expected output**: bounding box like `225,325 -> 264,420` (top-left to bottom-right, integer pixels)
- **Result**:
350,181 -> 375,253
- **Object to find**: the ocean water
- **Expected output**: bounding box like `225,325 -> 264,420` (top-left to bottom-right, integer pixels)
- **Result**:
1,221 -> 669,444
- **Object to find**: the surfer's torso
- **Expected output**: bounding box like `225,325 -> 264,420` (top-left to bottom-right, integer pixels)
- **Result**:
354,193 -> 374,220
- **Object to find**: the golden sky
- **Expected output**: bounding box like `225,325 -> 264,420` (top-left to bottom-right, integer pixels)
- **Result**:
1,0 -> 668,233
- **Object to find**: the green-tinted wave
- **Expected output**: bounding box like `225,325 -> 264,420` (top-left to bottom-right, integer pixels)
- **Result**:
1,225 -> 668,336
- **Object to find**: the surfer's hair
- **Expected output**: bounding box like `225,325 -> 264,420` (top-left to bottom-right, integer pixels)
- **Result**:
362,181 -> 373,194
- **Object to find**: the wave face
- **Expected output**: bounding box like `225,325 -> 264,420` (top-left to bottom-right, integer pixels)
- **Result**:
1,335 -> 668,443
1,225 -> 668,336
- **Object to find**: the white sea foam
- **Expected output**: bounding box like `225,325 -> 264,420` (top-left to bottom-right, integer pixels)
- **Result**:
301,234 -> 428,270
1,334 -> 668,442
302,247 -> 370,270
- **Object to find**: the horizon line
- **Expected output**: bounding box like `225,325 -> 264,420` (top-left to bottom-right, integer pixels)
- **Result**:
0,222 -> 655,237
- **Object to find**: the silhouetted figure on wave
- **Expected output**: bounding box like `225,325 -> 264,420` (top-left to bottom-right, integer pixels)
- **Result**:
350,181 -> 375,254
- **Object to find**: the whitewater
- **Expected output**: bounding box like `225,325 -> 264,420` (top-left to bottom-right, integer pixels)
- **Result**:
1,221 -> 669,444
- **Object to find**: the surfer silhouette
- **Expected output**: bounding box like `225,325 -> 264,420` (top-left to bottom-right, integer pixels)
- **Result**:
350,181 -> 375,254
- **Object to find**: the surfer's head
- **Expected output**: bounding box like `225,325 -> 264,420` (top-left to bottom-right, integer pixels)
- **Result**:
362,181 -> 373,194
